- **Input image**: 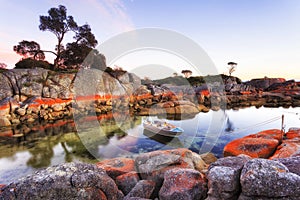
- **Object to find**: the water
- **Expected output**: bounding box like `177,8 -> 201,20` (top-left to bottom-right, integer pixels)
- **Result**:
0,106 -> 299,184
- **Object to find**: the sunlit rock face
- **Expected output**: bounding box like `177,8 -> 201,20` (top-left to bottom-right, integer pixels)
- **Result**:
223,129 -> 282,158
0,68 -> 140,127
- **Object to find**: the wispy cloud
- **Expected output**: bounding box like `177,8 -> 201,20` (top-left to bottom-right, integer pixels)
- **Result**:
87,0 -> 135,32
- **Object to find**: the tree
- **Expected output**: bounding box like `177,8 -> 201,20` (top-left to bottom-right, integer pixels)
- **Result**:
13,40 -> 45,60
14,5 -> 99,70
39,5 -> 78,67
61,24 -> 98,68
181,70 -> 192,78
227,62 -> 237,76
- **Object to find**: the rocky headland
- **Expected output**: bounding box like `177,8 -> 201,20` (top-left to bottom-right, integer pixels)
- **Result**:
1,68 -> 300,199
0,68 -> 299,130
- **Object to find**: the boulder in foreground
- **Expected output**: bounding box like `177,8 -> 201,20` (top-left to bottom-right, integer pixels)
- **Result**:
0,163 -> 124,200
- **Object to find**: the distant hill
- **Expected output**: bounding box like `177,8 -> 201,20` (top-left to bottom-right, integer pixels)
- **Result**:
146,74 -> 242,86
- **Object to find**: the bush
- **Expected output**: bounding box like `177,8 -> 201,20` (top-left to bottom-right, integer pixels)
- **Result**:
15,58 -> 53,70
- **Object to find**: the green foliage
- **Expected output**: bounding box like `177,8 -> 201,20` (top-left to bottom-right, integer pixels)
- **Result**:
153,76 -> 190,86
187,76 -> 205,86
15,58 -> 53,70
151,74 -> 242,86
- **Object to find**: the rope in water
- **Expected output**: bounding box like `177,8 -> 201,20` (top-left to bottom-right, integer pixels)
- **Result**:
226,115 -> 282,134
192,115 -> 283,138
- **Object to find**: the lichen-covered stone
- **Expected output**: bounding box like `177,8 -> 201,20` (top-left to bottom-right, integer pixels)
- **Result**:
223,137 -> 279,158
206,155 -> 250,200
116,171 -> 140,195
124,180 -> 155,199
135,148 -> 206,198
206,166 -> 240,200
270,138 -> 300,159
286,127 -> 300,139
0,162 -> 124,200
273,156 -> 300,176
97,157 -> 136,179
240,158 -> 300,199
159,168 -> 207,200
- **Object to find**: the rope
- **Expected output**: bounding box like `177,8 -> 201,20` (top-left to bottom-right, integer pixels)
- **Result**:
281,110 -> 299,115
227,116 -> 282,134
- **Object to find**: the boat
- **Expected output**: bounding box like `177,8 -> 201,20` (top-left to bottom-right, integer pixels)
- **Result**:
143,118 -> 184,137
143,129 -> 184,147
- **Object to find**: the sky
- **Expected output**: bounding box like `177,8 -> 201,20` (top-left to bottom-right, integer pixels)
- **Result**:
0,0 -> 300,80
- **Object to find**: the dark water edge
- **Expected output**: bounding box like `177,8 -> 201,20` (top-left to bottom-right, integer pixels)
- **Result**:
0,106 -> 300,184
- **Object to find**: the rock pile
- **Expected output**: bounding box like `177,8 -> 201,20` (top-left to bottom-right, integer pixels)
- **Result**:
1,148 -> 299,200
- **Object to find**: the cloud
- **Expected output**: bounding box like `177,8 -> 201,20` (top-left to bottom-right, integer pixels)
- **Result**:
87,0 -> 135,32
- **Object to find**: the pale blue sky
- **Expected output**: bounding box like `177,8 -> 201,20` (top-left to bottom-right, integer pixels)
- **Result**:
0,0 -> 299,80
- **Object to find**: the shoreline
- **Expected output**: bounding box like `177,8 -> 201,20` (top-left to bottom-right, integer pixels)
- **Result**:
0,147 -> 299,199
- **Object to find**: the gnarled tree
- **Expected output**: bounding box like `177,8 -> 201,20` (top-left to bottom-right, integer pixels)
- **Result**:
13,40 -> 45,60
39,5 -> 78,67
62,24 -> 98,68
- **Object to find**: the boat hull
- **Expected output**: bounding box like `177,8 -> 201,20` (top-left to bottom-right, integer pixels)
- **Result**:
143,123 -> 182,137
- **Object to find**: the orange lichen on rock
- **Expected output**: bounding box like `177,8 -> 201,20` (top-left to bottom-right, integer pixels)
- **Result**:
224,137 -> 279,158
285,128 -> 300,139
0,99 -> 10,116
96,158 -> 136,179
269,139 -> 300,159
0,129 -> 13,137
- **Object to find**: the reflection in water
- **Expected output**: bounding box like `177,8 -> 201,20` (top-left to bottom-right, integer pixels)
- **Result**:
0,107 -> 300,184
143,129 -> 184,148
224,111 -> 234,132
27,138 -> 54,168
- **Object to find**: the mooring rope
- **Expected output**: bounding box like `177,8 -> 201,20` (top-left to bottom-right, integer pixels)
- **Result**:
226,115 -> 282,135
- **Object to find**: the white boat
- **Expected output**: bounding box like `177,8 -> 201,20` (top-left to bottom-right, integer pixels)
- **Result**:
143,118 -> 183,137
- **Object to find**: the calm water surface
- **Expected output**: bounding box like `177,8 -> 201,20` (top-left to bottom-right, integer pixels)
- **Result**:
0,106 -> 299,184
